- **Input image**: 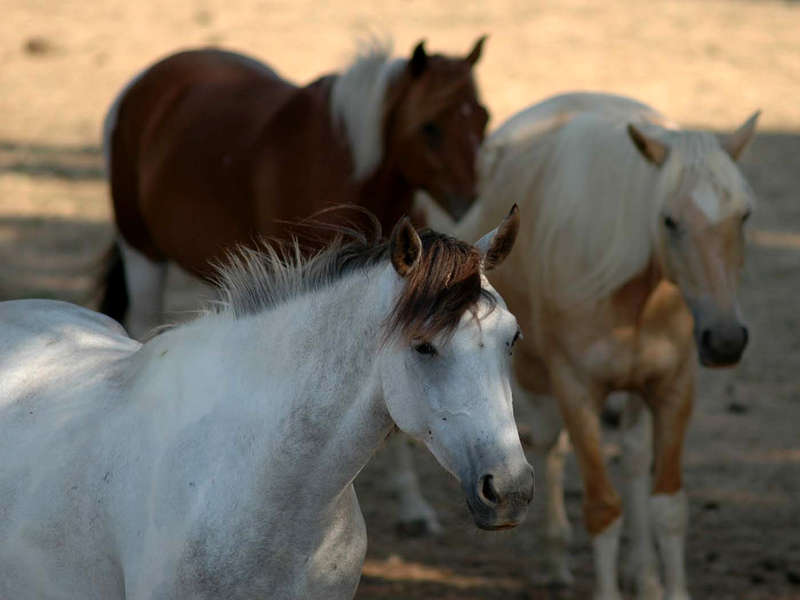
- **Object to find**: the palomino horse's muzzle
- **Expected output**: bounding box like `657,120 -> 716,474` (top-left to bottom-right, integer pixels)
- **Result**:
697,320 -> 749,367
464,465 -> 534,530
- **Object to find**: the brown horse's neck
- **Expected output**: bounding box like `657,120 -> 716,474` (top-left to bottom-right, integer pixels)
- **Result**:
315,74 -> 419,230
356,165 -> 416,230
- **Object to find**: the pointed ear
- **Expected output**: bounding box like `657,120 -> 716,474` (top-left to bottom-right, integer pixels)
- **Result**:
719,110 -> 760,161
409,41 -> 428,78
475,204 -> 520,271
390,217 -> 422,277
466,35 -> 487,66
627,123 -> 669,166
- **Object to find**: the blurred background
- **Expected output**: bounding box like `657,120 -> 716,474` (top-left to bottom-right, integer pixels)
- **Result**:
0,1 -> 798,598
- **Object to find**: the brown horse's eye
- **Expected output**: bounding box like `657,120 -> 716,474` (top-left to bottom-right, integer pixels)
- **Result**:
414,342 -> 438,356
421,122 -> 442,149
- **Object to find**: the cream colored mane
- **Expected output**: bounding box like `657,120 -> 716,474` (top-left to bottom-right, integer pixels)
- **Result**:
472,93 -> 751,308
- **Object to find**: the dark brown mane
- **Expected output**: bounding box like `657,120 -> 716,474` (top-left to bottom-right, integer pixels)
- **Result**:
386,229 -> 493,342
215,216 -> 492,343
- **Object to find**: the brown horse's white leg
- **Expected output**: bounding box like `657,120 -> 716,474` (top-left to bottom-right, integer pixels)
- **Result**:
551,366 -> 622,600
384,433 -> 442,536
119,237 -> 167,340
517,381 -> 573,586
620,394 -> 663,600
541,428 -> 574,585
648,366 -> 693,600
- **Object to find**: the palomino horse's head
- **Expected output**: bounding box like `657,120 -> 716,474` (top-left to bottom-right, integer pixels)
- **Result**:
386,37 -> 490,220
628,112 -> 759,367
380,206 -> 533,530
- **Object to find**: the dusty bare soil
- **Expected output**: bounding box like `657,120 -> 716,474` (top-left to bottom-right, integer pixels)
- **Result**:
1,0 -> 799,598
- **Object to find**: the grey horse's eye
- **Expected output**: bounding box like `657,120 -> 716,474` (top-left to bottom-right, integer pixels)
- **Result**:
414,342 -> 438,356
508,330 -> 522,355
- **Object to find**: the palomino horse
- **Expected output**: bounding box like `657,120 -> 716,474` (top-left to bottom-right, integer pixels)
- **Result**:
0,211 -> 533,599
100,38 -> 489,339
420,92 -> 758,599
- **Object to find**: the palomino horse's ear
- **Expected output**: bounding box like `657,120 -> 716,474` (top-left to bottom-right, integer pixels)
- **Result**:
719,110 -> 760,161
466,35 -> 487,66
409,41 -> 428,78
475,204 -> 520,271
627,124 -> 669,166
390,217 -> 423,277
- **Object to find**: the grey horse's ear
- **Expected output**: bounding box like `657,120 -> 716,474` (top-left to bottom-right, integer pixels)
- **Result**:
627,123 -> 669,166
466,35 -> 487,66
475,204 -> 519,271
719,110 -> 760,161
390,217 -> 422,277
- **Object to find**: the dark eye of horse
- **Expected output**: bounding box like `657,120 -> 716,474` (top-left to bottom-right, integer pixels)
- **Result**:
663,215 -> 679,232
508,330 -> 522,355
421,122 -> 442,149
742,209 -> 752,223
414,342 -> 438,356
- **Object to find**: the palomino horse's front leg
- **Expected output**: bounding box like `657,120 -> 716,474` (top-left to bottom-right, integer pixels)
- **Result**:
646,364 -> 694,600
550,364 -> 623,600
620,393 -> 663,600
383,432 -> 442,536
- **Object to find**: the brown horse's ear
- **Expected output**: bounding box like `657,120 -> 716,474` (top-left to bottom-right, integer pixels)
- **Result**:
409,41 -> 428,78
719,110 -> 760,161
475,204 -> 519,271
390,217 -> 423,277
627,123 -> 669,166
466,35 -> 487,66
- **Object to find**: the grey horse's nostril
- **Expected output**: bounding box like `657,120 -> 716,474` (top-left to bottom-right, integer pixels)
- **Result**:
478,474 -> 500,506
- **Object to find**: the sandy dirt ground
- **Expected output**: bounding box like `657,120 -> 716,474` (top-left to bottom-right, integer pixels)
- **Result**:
1,0 -> 799,598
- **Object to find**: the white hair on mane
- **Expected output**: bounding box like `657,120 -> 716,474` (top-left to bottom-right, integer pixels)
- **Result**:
330,42 -> 406,180
477,92 -> 750,308
211,231 -> 387,318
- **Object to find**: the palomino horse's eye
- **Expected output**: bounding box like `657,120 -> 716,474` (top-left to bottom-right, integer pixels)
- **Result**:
414,342 -> 438,356
663,215 -> 679,232
421,122 -> 442,149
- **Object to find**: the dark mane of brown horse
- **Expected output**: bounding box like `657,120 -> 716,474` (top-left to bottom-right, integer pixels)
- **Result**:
215,220 -> 492,342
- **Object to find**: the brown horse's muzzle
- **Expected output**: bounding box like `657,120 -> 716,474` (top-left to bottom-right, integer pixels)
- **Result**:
443,192 -> 478,222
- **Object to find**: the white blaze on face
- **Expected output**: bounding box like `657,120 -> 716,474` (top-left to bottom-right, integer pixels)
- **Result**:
691,178 -> 727,223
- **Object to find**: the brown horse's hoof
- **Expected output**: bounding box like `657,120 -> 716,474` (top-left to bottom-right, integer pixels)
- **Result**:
395,517 -> 442,538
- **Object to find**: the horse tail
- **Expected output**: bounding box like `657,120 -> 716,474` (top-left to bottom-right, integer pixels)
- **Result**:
98,242 -> 129,323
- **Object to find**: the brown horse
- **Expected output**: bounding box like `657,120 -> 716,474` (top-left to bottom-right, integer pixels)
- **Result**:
100,38 -> 489,338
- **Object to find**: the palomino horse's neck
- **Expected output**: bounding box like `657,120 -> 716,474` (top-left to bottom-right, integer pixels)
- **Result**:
134,265 -> 397,503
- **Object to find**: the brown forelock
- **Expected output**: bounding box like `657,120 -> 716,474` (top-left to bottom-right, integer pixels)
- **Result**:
385,229 -> 494,343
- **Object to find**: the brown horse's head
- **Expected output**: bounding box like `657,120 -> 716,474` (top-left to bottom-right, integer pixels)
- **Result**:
385,37 -> 489,220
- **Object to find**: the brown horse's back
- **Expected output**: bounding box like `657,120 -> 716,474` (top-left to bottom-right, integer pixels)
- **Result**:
109,49 -> 307,276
